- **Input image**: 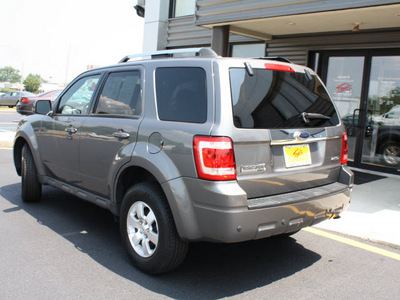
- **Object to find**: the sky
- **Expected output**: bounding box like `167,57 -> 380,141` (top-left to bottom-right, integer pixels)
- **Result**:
0,0 -> 144,85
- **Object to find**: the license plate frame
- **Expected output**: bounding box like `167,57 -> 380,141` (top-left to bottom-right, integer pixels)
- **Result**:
283,144 -> 312,168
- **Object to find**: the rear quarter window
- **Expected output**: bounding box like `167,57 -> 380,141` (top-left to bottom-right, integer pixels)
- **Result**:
155,67 -> 207,123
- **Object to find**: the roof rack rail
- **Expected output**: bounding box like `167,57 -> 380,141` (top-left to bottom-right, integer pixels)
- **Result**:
253,56 -> 292,63
119,48 -> 218,63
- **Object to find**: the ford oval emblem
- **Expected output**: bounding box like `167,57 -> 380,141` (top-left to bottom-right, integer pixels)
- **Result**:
294,131 -> 310,140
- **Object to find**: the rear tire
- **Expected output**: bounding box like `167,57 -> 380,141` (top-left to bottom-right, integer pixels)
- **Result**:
21,144 -> 42,202
120,182 -> 188,274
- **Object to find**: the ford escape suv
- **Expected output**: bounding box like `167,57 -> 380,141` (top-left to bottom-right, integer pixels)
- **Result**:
13,48 -> 353,274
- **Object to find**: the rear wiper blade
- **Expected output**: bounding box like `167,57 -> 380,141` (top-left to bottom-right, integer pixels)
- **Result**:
301,112 -> 331,123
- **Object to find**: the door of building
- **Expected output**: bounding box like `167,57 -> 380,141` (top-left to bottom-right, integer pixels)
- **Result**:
314,50 -> 400,174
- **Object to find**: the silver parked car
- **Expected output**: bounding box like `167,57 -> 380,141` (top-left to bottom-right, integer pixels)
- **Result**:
13,48 -> 353,274
0,91 -> 35,107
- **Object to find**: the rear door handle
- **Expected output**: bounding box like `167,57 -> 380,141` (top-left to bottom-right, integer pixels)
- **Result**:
113,130 -> 130,139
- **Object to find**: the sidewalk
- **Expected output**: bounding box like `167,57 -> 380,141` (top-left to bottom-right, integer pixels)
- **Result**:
0,132 -> 14,149
315,168 -> 400,247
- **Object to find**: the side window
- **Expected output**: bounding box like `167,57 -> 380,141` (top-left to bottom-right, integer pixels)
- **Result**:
155,67 -> 207,123
94,71 -> 141,116
57,75 -> 100,115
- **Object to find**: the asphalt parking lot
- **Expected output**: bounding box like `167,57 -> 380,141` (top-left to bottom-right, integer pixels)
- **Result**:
1,109 -> 399,299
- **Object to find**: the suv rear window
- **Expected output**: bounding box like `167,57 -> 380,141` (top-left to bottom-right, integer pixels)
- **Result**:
155,67 -> 207,123
230,68 -> 339,129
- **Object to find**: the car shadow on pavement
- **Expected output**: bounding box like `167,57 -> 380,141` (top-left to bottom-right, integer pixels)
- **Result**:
0,183 -> 321,299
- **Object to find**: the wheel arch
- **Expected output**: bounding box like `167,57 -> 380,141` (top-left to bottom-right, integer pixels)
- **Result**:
111,144 -> 182,212
13,127 -> 45,178
13,136 -> 27,176
112,160 -> 193,240
114,165 -> 159,215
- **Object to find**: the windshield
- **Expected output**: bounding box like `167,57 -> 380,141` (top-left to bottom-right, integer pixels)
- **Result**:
230,68 -> 339,129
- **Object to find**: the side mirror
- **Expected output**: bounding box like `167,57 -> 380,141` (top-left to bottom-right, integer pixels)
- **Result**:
35,100 -> 52,115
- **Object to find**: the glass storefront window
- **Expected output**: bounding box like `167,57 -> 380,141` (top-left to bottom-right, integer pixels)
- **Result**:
173,0 -> 196,17
231,43 -> 265,58
362,56 -> 400,168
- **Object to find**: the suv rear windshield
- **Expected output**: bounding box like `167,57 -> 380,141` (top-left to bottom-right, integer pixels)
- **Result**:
230,68 -> 339,129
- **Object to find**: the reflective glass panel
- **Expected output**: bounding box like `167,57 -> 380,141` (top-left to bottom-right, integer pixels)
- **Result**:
362,56 -> 400,168
325,57 -> 365,162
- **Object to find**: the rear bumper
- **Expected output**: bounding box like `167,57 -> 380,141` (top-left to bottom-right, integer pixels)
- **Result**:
16,105 -> 33,115
162,166 -> 352,243
193,185 -> 350,242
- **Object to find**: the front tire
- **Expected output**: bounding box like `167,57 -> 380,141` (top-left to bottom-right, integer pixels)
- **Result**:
120,182 -> 188,274
378,140 -> 400,166
21,144 -> 42,202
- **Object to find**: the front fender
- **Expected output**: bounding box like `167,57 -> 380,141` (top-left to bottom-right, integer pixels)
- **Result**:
13,117 -> 46,178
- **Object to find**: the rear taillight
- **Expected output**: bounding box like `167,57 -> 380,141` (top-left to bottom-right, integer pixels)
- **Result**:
193,136 -> 236,181
21,97 -> 29,105
340,131 -> 348,164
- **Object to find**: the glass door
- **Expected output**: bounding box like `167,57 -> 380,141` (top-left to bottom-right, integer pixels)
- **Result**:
316,50 -> 400,174
361,56 -> 400,169
325,56 -> 365,163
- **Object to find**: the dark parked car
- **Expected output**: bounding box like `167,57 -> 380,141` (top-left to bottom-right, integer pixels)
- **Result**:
0,91 -> 35,108
16,90 -> 62,115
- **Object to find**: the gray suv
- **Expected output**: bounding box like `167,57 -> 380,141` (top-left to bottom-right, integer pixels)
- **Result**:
13,48 -> 353,274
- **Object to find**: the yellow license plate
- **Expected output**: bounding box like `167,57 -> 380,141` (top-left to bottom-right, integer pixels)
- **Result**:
283,144 -> 311,168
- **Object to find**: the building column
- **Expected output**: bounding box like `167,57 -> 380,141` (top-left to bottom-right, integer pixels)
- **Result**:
211,25 -> 230,57
142,0 -> 169,52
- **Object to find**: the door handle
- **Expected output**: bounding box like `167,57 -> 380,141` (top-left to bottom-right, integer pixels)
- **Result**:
352,109 -> 360,127
113,130 -> 130,139
65,126 -> 77,134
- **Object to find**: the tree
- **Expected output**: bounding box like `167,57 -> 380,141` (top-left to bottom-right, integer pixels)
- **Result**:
0,66 -> 22,83
23,74 -> 42,92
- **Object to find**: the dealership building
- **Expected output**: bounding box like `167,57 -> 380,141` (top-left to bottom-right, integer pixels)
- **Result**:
136,0 -> 400,175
